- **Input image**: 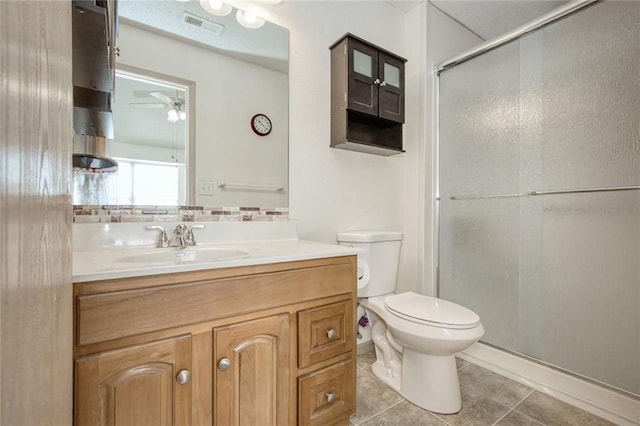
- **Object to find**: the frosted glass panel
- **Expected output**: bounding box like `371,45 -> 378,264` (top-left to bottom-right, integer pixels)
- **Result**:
520,192 -> 640,394
521,2 -> 640,190
383,63 -> 400,88
439,42 -> 520,199
439,198 -> 521,349
438,1 -> 640,396
353,49 -> 372,77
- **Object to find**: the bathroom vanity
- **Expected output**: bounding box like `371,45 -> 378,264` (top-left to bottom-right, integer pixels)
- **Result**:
72,222 -> 358,426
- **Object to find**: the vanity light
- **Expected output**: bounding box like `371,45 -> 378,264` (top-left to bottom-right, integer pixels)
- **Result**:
235,9 -> 265,29
199,0 -> 232,16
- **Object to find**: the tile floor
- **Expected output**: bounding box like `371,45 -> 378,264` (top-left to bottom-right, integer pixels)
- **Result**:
351,350 -> 615,426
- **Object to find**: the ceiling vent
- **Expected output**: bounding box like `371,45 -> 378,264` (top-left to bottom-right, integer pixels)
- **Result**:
183,12 -> 225,35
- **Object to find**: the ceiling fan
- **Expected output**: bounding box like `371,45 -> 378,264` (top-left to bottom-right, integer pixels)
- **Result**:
129,91 -> 187,122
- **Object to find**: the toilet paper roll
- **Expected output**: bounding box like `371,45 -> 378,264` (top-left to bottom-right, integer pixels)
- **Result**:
357,259 -> 370,290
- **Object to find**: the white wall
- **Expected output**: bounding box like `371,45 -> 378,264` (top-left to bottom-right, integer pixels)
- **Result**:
118,23 -> 288,208
265,2 -> 409,246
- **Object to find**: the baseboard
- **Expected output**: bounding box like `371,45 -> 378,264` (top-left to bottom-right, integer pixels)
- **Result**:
460,343 -> 640,425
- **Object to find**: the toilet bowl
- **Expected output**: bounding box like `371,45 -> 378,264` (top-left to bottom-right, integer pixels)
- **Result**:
337,231 -> 484,414
362,292 -> 484,413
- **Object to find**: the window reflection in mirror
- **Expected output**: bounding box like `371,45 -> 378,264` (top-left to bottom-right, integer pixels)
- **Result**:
72,70 -> 191,206
111,70 -> 190,205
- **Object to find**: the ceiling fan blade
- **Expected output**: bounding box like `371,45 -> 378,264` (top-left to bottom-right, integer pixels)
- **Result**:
150,91 -> 175,105
129,102 -> 167,109
133,90 -> 174,98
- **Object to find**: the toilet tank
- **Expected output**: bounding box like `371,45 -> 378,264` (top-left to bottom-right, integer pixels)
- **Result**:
336,231 -> 403,297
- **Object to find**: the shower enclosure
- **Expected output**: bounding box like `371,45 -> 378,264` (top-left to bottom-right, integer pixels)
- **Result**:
437,1 -> 639,397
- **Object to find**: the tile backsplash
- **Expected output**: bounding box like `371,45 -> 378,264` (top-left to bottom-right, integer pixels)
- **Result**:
73,205 -> 289,223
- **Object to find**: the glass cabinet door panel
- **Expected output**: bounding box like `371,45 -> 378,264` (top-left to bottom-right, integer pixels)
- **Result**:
347,38 -> 379,117
383,63 -> 400,88
378,52 -> 405,123
353,50 -> 372,77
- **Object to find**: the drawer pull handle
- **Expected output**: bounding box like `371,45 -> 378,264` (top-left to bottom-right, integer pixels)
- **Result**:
326,392 -> 336,404
176,369 -> 190,385
326,329 -> 337,340
218,357 -> 232,371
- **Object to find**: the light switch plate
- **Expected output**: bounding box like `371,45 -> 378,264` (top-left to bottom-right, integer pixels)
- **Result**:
198,179 -> 214,196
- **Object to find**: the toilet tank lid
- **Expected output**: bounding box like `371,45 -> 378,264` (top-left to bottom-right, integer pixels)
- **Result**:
336,231 -> 403,243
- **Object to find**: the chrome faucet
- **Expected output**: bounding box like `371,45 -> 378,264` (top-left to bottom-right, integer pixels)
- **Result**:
145,225 -> 169,248
170,224 -> 188,248
146,224 -> 205,248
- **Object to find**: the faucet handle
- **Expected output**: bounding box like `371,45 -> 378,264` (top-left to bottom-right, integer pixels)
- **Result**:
173,224 -> 187,234
146,225 -> 169,248
170,224 -> 188,248
186,224 -> 205,246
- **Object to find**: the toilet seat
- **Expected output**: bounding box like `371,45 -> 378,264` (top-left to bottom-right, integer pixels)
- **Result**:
384,292 -> 480,330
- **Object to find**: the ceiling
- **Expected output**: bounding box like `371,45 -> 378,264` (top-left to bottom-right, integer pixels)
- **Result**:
384,0 -> 570,41
428,0 -> 569,40
118,0 -> 289,73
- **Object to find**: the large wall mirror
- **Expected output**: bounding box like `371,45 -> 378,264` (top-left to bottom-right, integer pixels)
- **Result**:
76,0 -> 289,208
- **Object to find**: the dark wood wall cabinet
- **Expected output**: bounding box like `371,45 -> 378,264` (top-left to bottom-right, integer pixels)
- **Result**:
330,33 -> 407,156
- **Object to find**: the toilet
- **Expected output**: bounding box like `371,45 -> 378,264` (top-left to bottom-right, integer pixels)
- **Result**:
337,231 -> 484,414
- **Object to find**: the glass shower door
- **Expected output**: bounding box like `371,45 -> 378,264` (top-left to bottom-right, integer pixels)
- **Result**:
438,1 -> 640,396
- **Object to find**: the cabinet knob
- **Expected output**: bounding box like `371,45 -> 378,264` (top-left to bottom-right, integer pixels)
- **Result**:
373,78 -> 381,85
380,81 -> 387,87
326,329 -> 337,340
326,392 -> 336,404
176,369 -> 190,385
218,357 -> 232,371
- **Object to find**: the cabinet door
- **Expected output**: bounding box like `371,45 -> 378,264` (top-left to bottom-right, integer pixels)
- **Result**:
214,314 -> 290,426
347,37 -> 379,117
75,335 -> 192,426
378,52 -> 405,123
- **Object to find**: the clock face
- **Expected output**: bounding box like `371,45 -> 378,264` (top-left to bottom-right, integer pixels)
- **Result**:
251,114 -> 272,136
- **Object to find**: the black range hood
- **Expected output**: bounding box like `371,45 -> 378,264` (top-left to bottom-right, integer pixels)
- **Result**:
72,0 -> 118,171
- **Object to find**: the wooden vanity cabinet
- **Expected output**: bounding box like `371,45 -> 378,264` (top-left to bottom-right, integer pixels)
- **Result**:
73,256 -> 357,426
330,33 -> 407,156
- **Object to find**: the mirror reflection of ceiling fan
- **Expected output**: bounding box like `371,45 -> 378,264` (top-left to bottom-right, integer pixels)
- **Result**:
129,91 -> 187,122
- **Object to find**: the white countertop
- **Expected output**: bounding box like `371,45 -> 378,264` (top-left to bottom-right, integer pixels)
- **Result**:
73,239 -> 360,282
72,221 -> 361,282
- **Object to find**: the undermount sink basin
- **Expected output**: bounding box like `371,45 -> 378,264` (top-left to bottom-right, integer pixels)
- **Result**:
115,247 -> 249,264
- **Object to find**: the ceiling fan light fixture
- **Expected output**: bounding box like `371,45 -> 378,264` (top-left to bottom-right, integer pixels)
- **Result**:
167,108 -> 180,123
236,9 -> 265,29
178,110 -> 187,121
200,0 -> 232,16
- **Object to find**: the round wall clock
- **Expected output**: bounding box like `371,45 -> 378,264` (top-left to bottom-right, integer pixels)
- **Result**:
250,113 -> 272,136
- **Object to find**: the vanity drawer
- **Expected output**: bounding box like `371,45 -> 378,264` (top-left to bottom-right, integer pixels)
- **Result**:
298,359 -> 355,426
298,300 -> 354,368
